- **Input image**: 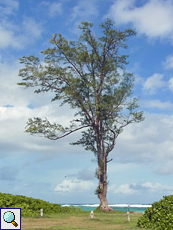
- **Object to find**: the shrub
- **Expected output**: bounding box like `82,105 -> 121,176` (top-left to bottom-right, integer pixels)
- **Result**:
0,192 -> 82,218
137,195 -> 173,229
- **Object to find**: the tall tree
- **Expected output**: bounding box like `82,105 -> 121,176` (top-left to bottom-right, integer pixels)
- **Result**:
18,18 -> 145,212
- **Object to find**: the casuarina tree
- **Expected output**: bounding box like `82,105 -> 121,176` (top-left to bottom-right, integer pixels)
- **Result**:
18,18 -> 145,212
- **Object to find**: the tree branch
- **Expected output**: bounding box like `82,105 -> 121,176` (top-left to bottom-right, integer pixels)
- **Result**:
46,124 -> 91,140
106,158 -> 113,163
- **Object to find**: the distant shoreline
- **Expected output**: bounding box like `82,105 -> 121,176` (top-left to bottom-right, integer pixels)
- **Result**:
61,204 -> 151,213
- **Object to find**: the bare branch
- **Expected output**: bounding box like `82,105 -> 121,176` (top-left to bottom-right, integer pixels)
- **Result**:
46,124 -> 91,140
106,158 -> 113,163
52,38 -> 98,127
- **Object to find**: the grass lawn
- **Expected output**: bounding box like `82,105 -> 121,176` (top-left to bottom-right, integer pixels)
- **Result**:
21,210 -> 147,230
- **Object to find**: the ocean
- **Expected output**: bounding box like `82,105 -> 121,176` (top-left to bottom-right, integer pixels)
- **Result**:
61,204 -> 152,213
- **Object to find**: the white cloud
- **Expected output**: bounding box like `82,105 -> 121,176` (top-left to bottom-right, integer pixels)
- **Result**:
22,17 -> 43,39
54,179 -> 95,193
142,73 -> 167,94
0,59 -> 84,155
104,0 -> 173,40
140,99 -> 173,110
135,71 -> 173,94
68,0 -> 99,35
77,169 -> 95,180
109,182 -> 173,194
133,73 -> 145,85
140,182 -> 173,193
71,0 -> 98,21
109,183 -> 138,194
154,161 -> 173,174
1,61 -> 173,174
0,0 -> 19,15
49,2 -> 62,17
1,59 -> 173,180
0,60 -> 41,106
0,17 -> 43,49
168,77 -> 173,91
113,112 -> 173,169
163,55 -> 173,69
0,23 -> 21,49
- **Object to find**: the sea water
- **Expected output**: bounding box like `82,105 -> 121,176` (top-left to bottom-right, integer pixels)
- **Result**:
61,204 -> 152,213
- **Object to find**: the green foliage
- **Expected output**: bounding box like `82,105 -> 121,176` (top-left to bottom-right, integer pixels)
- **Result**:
137,195 -> 173,229
95,185 -> 103,197
17,18 -> 145,203
95,168 -> 99,179
94,204 -> 102,212
18,18 -> 144,145
0,192 -> 82,218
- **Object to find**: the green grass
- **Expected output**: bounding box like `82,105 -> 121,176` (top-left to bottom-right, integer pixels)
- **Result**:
21,210 -> 149,230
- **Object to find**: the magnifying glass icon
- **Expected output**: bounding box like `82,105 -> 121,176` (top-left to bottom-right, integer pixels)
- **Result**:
3,211 -> 18,227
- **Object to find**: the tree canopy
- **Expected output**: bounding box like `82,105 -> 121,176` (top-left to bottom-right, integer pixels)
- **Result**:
18,18 -> 145,211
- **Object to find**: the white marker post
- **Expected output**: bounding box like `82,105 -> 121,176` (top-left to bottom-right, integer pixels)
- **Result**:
40,209 -> 43,217
127,205 -> 130,222
127,212 -> 130,222
90,211 -> 94,219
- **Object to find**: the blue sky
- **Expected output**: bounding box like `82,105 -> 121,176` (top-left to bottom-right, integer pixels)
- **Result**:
1,0 -> 173,205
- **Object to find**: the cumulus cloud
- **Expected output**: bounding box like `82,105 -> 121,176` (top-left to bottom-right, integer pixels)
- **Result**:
135,182 -> 173,193
0,2 -> 43,49
54,179 -> 95,193
142,73 -> 167,94
109,182 -> 173,194
1,59 -> 173,175
104,0 -> 173,41
0,17 -> 43,49
109,183 -> 138,194
140,99 -> 173,110
0,59 -> 85,158
113,112 -> 173,169
0,22 -> 21,49
0,102 -> 85,158
135,71 -> 173,95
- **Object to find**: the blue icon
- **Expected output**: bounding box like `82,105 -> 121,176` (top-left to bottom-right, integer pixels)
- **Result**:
3,211 -> 18,227
0,208 -> 21,230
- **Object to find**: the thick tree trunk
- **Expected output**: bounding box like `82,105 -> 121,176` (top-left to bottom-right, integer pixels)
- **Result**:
94,120 -> 114,212
98,164 -> 114,212
98,191 -> 114,212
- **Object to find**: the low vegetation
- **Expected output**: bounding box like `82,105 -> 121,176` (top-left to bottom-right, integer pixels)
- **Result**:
4,192 -> 173,229
0,192 -> 145,229
0,192 -> 81,217
137,195 -> 173,229
21,211 -> 144,230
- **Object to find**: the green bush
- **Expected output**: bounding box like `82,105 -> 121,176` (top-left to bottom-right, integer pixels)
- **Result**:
137,195 -> 173,229
0,192 -> 82,217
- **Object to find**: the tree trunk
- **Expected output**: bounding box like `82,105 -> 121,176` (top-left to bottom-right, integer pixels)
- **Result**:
98,163 -> 114,212
98,190 -> 114,212
94,121 -> 114,212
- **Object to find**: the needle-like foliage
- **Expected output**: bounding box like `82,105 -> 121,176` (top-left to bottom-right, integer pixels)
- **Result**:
18,18 -> 145,212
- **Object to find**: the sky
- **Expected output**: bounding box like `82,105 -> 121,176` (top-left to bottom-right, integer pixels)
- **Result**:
0,0 -> 173,206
